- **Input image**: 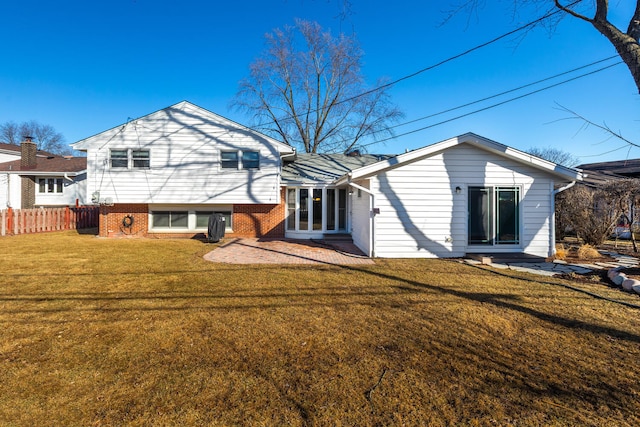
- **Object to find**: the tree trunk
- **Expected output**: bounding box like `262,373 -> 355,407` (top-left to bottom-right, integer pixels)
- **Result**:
591,19 -> 640,94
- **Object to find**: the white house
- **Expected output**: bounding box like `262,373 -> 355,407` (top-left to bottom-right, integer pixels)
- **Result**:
0,140 -> 87,209
71,101 -> 295,238
332,134 -> 582,258
71,101 -> 581,258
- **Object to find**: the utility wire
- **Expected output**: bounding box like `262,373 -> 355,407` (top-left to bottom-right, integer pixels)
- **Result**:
386,55 -> 620,132
252,1 -> 580,129
355,61 -> 623,149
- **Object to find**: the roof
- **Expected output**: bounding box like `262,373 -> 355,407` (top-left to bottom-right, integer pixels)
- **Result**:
334,132 -> 583,185
281,153 -> 393,185
71,100 -> 295,156
0,142 -> 60,158
0,156 -> 86,175
578,159 -> 640,178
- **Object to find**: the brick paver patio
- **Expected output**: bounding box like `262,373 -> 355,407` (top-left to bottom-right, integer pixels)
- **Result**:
203,238 -> 375,265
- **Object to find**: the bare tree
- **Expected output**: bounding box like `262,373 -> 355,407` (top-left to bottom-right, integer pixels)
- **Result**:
556,178 -> 640,247
526,146 -> 580,167
446,1 -> 640,93
0,120 -> 69,155
232,19 -> 403,153
553,0 -> 640,94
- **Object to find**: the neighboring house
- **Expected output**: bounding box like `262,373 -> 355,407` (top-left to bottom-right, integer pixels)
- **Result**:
0,139 -> 87,209
578,159 -> 640,178
72,101 -> 582,258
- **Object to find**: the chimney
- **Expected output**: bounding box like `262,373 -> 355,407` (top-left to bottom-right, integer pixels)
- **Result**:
21,136 -> 37,170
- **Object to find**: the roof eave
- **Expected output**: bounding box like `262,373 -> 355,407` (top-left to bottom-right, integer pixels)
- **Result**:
337,133 -> 583,183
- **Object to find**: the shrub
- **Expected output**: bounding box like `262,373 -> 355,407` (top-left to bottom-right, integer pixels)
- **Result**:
577,244 -> 600,260
555,244 -> 567,260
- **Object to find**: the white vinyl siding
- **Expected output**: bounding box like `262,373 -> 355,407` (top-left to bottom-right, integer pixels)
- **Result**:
31,173 -> 87,207
80,103 -> 285,205
368,143 -> 555,258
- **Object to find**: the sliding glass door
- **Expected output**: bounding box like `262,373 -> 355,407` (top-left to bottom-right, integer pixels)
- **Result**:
468,186 -> 520,246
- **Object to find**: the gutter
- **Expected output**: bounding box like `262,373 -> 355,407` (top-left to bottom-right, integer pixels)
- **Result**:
347,177 -> 376,258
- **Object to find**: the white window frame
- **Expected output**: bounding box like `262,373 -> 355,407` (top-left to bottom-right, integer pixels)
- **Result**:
220,150 -> 260,170
149,206 -> 233,233
109,149 -> 150,169
467,185 -> 521,246
37,177 -> 64,194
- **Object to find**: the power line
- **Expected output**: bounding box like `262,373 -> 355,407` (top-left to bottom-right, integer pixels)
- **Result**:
387,56 -> 620,132
356,61 -> 623,149
252,1 -> 580,130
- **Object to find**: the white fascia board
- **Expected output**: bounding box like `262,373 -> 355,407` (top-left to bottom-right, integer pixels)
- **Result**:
71,101 -> 296,156
334,132 -> 582,184
4,170 -> 86,176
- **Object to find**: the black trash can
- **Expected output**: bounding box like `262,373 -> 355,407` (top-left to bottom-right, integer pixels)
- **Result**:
207,213 -> 226,243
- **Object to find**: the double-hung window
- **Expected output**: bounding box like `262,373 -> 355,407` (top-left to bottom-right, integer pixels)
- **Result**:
132,150 -> 150,168
110,149 -> 150,169
221,150 -> 260,170
110,150 -> 128,168
242,151 -> 259,169
221,151 -> 239,169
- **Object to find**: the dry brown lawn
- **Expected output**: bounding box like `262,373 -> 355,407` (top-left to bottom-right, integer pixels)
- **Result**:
1,231 -> 640,426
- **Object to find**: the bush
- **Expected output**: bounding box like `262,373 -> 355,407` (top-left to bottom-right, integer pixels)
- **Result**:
555,244 -> 567,260
577,244 -> 600,260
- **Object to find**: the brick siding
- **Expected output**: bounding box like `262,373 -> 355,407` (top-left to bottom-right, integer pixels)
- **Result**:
20,176 -> 35,209
99,203 -> 149,238
231,188 -> 286,238
99,188 -> 287,239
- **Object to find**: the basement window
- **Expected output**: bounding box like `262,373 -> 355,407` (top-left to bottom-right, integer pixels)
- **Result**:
195,211 -> 232,231
151,211 -> 188,229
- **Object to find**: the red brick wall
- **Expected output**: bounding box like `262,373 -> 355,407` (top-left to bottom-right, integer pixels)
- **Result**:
99,189 -> 286,239
99,204 -> 149,238
231,188 -> 286,238
21,176 -> 35,209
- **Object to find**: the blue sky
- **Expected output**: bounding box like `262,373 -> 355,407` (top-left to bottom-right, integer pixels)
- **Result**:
1,0 -> 638,163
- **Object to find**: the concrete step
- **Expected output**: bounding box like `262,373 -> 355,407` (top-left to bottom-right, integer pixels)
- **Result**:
323,233 -> 353,243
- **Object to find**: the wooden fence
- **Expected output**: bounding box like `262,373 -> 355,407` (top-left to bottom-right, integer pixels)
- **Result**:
1,206 -> 99,236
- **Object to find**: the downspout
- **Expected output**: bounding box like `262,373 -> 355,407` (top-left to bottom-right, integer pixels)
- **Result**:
5,172 -> 10,208
279,148 -> 296,204
348,178 -> 376,258
551,181 -> 577,256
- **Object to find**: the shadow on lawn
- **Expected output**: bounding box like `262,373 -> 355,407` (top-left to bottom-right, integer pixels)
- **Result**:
2,261 -> 640,346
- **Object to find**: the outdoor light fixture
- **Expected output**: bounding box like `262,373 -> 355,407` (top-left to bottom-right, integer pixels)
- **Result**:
455,186 -> 461,194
